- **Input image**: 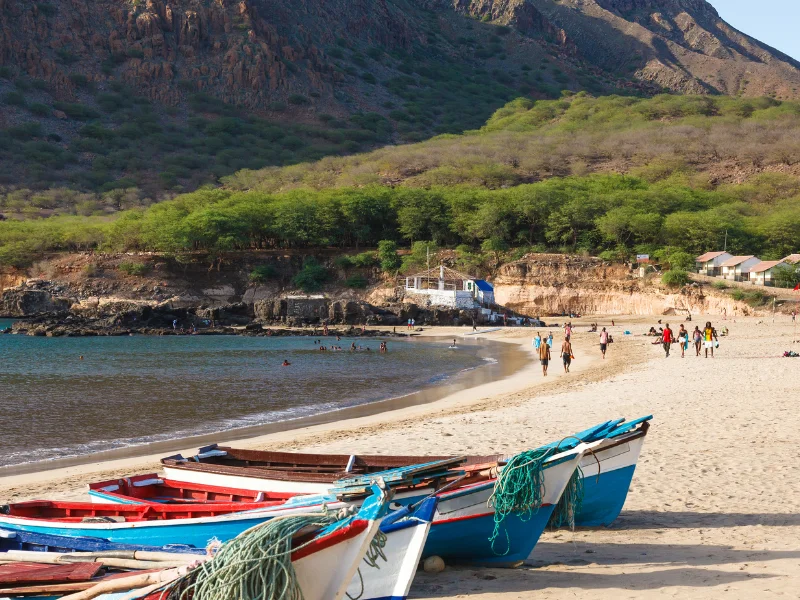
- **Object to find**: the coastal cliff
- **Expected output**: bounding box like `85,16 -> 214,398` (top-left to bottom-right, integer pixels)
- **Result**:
492,255 -> 747,317
0,251 -> 770,335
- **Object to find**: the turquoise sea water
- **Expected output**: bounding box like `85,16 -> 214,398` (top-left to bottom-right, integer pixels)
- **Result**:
0,333 -> 488,468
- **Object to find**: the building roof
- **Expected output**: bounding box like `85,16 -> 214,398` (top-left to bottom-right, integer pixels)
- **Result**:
721,255 -> 757,267
782,254 -> 800,264
474,279 -> 494,292
695,251 -> 730,263
405,265 -> 472,281
748,261 -> 787,274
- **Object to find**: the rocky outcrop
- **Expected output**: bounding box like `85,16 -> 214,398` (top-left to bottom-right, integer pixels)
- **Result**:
0,287 -> 71,317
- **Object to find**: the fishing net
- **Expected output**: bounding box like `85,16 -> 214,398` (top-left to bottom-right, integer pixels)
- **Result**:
487,447 -> 553,555
546,465 -> 584,530
164,508 -> 356,600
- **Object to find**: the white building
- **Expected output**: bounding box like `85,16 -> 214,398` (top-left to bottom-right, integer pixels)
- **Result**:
721,256 -> 760,282
695,251 -> 732,276
404,266 -> 494,309
748,261 -> 788,286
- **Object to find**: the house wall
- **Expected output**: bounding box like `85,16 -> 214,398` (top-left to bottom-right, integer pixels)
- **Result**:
406,289 -> 476,309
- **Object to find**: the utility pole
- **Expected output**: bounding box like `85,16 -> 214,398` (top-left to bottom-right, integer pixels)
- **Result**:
723,229 -> 728,251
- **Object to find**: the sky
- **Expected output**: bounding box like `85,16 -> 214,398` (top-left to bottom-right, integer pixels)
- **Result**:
708,0 -> 800,61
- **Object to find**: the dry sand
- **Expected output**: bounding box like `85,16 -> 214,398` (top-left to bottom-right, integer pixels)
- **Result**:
1,316 -> 799,599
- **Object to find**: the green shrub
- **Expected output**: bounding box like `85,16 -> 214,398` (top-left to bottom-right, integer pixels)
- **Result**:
287,94 -> 309,105
292,258 -> 328,292
69,73 -> 90,88
334,255 -> 353,270
345,274 -> 368,288
350,251 -> 377,268
28,103 -> 51,117
661,269 -> 689,288
668,251 -> 695,271
730,289 -> 745,301
118,261 -> 150,276
3,91 -> 26,107
377,240 -> 402,272
249,264 -> 277,283
0,66 -> 13,79
53,102 -> 99,120
712,280 -> 729,290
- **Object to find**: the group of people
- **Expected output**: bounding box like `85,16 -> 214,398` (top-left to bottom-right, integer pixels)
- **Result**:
533,331 -> 574,376
655,321 -> 719,358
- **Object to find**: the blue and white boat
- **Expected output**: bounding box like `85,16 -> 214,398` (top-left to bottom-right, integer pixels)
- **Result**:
540,416 -> 652,527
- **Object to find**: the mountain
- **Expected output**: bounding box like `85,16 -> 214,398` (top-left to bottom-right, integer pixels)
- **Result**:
0,0 -> 798,195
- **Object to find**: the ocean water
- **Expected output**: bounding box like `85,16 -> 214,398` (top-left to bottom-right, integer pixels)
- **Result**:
0,333 -> 488,468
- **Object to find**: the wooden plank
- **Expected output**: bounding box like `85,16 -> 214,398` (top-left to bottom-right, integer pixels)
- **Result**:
0,561 -> 102,584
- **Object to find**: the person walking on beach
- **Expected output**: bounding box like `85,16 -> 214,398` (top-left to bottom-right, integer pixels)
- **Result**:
547,332 -> 554,348
564,322 -> 572,340
599,327 -> 609,359
662,323 -> 673,358
793,310 -> 796,323
693,326 -> 702,356
539,336 -> 551,376
561,337 -> 573,373
703,321 -> 718,358
678,324 -> 688,358
407,318 -> 412,330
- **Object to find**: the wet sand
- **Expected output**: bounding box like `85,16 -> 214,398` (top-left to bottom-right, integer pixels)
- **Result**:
2,316 -> 799,599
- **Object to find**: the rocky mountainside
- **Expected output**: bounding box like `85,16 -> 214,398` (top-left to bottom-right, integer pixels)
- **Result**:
0,0 -> 798,195
525,0 -> 800,97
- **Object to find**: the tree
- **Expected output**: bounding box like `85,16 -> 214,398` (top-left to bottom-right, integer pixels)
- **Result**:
481,237 -> 509,270
772,264 -> 800,289
377,240 -> 402,272
667,251 -> 695,271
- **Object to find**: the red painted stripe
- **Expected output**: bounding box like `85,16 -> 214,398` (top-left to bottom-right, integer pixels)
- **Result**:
434,504 -> 553,526
291,519 -> 369,561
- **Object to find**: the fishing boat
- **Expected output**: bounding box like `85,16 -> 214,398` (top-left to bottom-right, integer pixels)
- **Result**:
0,493 -> 348,548
346,496 -> 436,600
161,449 -> 466,494
87,473 -> 295,505
421,443 -> 590,566
0,496 -> 435,600
0,527 -> 205,556
571,416 -> 651,527
160,416 -> 652,527
0,485 -> 393,600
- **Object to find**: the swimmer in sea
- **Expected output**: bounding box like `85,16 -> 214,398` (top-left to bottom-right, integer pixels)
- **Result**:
282,360 -> 291,366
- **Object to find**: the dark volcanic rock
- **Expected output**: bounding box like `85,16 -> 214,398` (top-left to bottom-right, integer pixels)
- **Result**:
0,288 -> 71,317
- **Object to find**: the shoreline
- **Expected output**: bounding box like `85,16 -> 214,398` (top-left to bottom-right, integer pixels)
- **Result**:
3,316 -> 799,599
0,327 -> 561,498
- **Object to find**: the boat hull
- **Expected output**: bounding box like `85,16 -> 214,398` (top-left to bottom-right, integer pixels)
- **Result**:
423,447 -> 585,565
576,435 -> 645,527
346,498 -> 436,600
0,501 -> 345,549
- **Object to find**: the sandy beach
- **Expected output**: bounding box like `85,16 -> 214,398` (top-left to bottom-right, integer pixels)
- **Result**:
1,315 -> 798,599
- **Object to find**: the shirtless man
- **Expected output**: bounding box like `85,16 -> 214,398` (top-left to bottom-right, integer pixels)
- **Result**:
561,337 -> 573,373
539,336 -> 551,376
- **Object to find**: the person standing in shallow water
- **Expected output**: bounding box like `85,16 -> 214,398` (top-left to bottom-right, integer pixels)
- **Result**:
662,323 -> 673,358
538,336 -> 551,376
561,336 -> 573,373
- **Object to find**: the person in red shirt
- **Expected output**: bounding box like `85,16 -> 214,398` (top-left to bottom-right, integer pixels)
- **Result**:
662,323 -> 673,358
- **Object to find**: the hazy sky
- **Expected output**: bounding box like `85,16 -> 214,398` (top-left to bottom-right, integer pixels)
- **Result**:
708,0 -> 799,61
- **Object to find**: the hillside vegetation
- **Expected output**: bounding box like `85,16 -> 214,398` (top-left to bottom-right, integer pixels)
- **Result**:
2,94 -> 800,270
